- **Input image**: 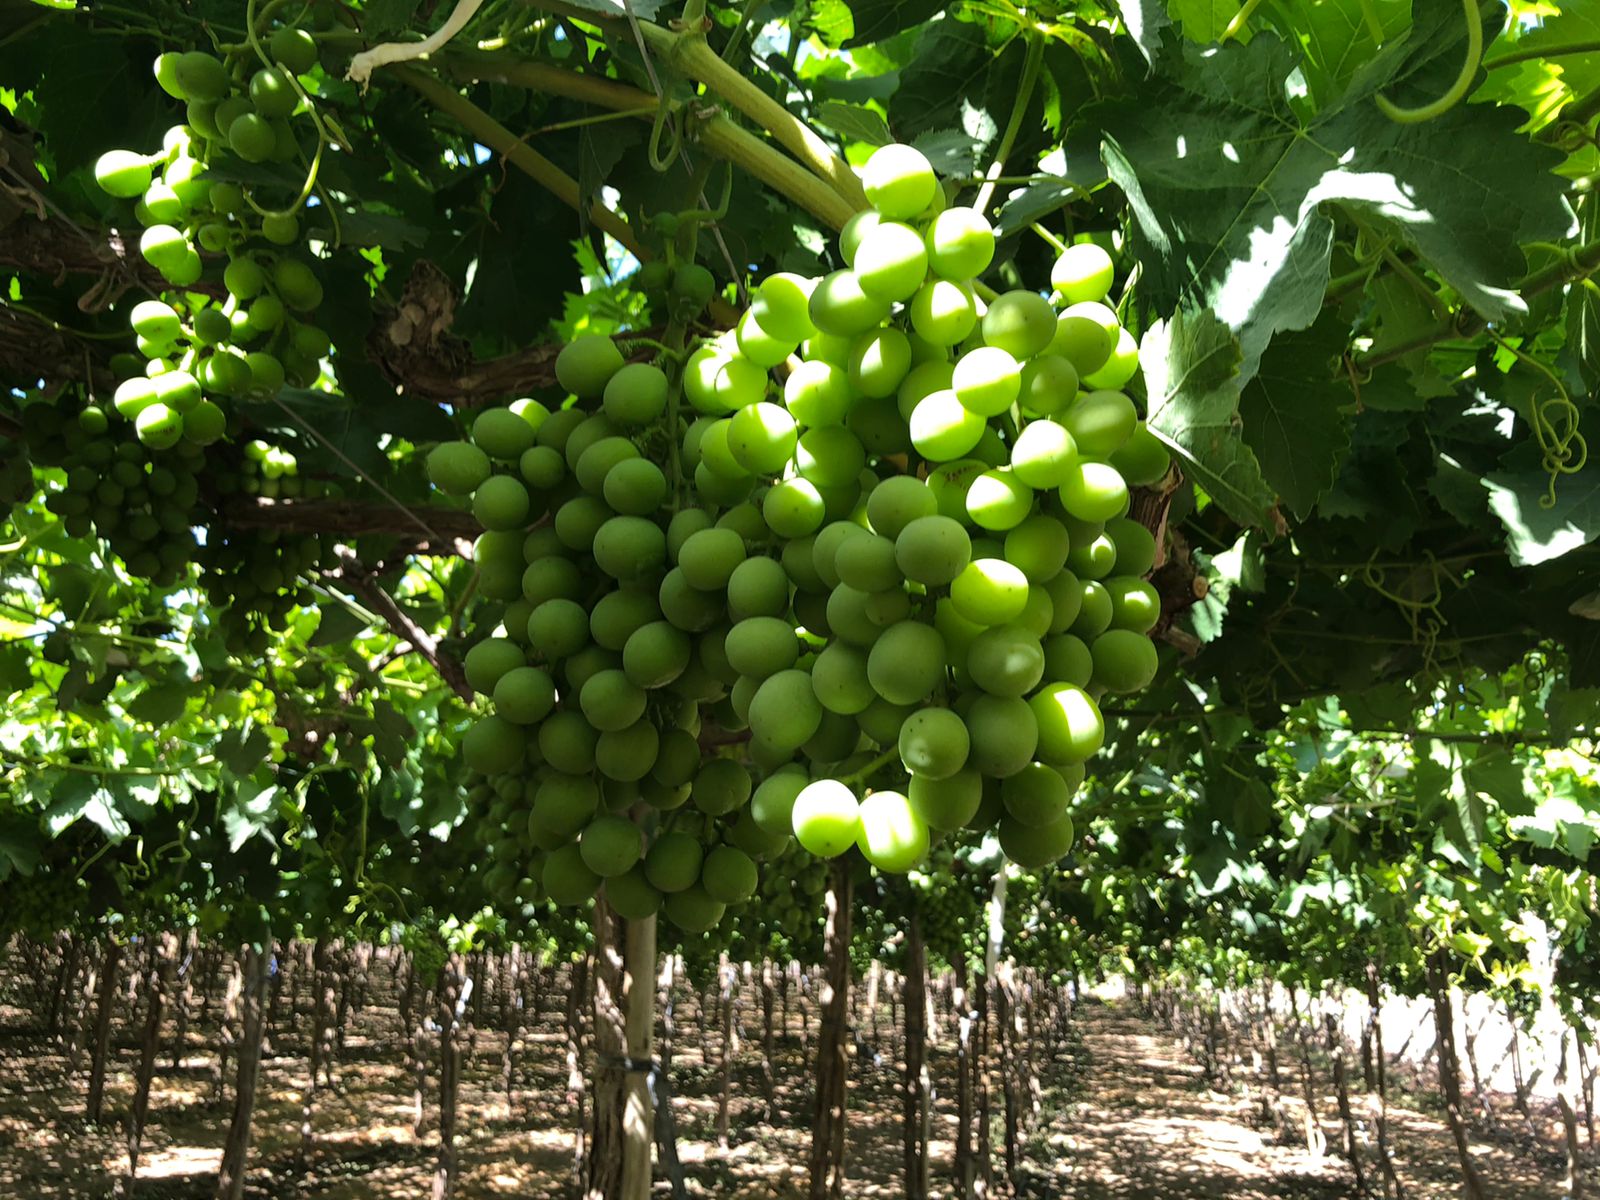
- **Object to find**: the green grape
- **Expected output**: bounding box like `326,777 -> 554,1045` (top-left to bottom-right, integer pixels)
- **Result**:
866,620 -> 945,705
554,334 -> 624,398
1050,302 -> 1117,376
735,308 -> 798,369
427,441 -> 491,495
791,779 -> 861,857
982,290 -> 1057,359
494,666 -> 556,724
274,258 -> 324,310
909,389 -> 985,461
1042,633 -> 1094,687
466,635 -> 529,697
692,759 -> 752,816
1110,423 -> 1171,487
950,557 -> 1029,626
1083,326 -> 1140,390
908,279 -> 978,347
811,640 -> 874,714
229,113 -> 276,162
865,476 -> 936,541
1050,243 -> 1115,304
1029,682 -> 1104,764
752,272 -> 818,341
855,791 -> 929,872
838,210 -> 882,266
952,346 -> 1021,418
544,844 -> 601,905
602,362 -> 669,426
725,616 -> 801,678
727,402 -> 798,476
853,221 -> 929,302
645,831 -> 704,892
664,885 -> 726,932
965,695 -> 1037,777
472,475 -> 531,530
580,816 -> 644,877
260,212 -> 300,245
1064,390 -> 1138,458
894,514 -> 971,586
763,478 -> 826,538
898,707 -> 970,779
677,527 -> 746,590
462,715 -> 527,774
794,426 -> 865,488
848,327 -> 912,399
747,668 -> 823,752
860,143 -> 936,219
967,624 -> 1045,697
622,620 -> 691,687
173,51 -> 229,101
603,457 -> 668,515
1009,419 -> 1078,489
833,532 -> 899,593
1059,459 -> 1130,524
1066,531 -> 1117,580
808,270 -> 892,337
1091,628 -> 1159,692
1001,762 -> 1070,826
925,207 -> 995,280
591,515 -> 666,582
783,359 -> 853,427
998,809 -> 1074,868
270,25 -> 319,74
965,469 -> 1033,531
908,768 -> 983,831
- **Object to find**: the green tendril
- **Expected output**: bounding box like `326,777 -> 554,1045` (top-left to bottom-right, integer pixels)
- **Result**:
1375,0 -> 1482,125
1491,332 -> 1589,509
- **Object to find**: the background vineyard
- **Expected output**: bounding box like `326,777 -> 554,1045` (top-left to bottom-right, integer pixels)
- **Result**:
1,0 -> 1598,1197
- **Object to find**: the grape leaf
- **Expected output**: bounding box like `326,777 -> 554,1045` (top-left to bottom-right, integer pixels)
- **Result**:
43,774 -> 131,842
814,101 -> 893,146
1109,0 -> 1173,63
362,0 -> 424,36
1097,0 -> 1569,373
1292,0 -> 1411,106
891,17 -> 1020,147
1482,468 -> 1600,566
844,0 -> 946,47
911,129 -> 984,175
1238,316 -> 1352,519
1166,0 -> 1243,42
1140,307 -> 1284,531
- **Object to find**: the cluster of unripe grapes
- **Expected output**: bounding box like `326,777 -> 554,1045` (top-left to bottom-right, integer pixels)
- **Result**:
92,26 -> 329,451
22,395 -> 204,586
0,439 -> 34,526
428,142 -> 1166,930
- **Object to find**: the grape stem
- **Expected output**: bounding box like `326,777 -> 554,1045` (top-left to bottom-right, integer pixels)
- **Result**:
973,30 -> 1045,217
391,67 -> 645,258
838,747 -> 900,787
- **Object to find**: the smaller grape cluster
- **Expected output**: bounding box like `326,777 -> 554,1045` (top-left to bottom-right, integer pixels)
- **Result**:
92,26 -> 330,451
0,438 -> 34,525
23,395 -> 204,586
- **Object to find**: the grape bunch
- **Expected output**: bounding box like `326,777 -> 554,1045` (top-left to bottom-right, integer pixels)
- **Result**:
428,142 -> 1167,931
0,437 -> 34,525
199,445 -> 337,651
23,395 -> 204,585
91,26 -> 330,452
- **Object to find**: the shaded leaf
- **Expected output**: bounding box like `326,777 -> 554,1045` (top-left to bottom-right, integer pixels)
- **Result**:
1238,316 -> 1352,519
1140,307 -> 1283,529
845,0 -> 946,47
1482,468 -> 1600,566
814,101 -> 893,146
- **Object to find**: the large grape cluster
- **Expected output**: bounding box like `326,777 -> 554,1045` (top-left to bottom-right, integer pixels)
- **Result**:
429,143 -> 1167,931
91,27 -> 329,452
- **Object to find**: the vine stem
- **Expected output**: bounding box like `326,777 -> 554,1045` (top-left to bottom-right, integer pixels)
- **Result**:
429,52 -> 858,229
629,19 -> 868,211
390,66 -> 645,257
973,30 -> 1045,217
1484,39 -> 1600,70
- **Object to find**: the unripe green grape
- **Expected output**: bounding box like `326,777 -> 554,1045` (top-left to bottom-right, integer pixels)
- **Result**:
856,791 -> 929,872
270,25 -> 319,74
764,476 -> 826,538
592,515 -> 666,582
748,668 -> 824,752
153,52 -> 187,99
952,346 -> 1021,418
1110,423 -> 1171,488
138,224 -> 190,275
463,714 -> 528,775
967,624 -> 1045,697
246,293 -> 285,333
664,885 -> 726,932
791,779 -> 861,857
677,526 -> 746,590
522,556 -> 583,607
472,475 -> 531,530
909,389 -> 985,461
589,588 -> 662,651
752,272 -> 818,341
965,694 -> 1038,777
249,66 -> 298,119
1070,578 -> 1113,640
659,567 -> 726,631
1043,632 -> 1094,687
833,532 -> 899,593
896,359 -> 954,422
950,557 -> 1029,626
575,435 -> 639,495
966,469 -> 1032,532
1066,530 -> 1117,580
135,403 -> 184,449
544,843 -> 601,905
528,597 -> 591,659
494,665 -> 557,724
1050,242 -> 1115,304
602,361 -> 669,426
925,206 -> 995,280
899,706 -> 970,780
603,457 -> 668,515
1001,761 -> 1070,827
838,210 -> 883,266
795,426 -> 865,489
866,620 -> 945,706
260,212 -> 299,245
1064,390 -> 1138,458
1018,354 -> 1080,418
151,369 -> 202,413
894,514 -> 970,586
736,308 -> 798,369
783,359 -> 852,428
1050,302 -> 1117,376
175,50 -> 229,100
1030,682 -> 1104,763
999,809 -> 1074,868
274,258 -> 324,310
853,220 -> 929,302
224,257 -> 266,300
1059,460 -> 1129,523
860,143 -> 936,219
808,270 -> 891,337
229,113 -> 276,162
848,326 -> 912,398
1091,627 -> 1158,693
727,402 -> 797,476
982,290 -> 1057,360
141,180 -> 187,224
702,845 -> 758,904
908,768 -> 983,831
1104,517 -> 1157,578
1104,576 -> 1160,633
908,279 -> 978,346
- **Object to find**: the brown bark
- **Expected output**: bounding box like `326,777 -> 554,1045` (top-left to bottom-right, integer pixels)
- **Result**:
716,956 -> 735,1150
1427,953 -> 1487,1200
214,946 -> 269,1200
1289,992 -> 1327,1159
86,940 -> 123,1125
1364,966 -> 1403,1200
656,956 -> 689,1200
298,939 -> 338,1166
807,860 -> 854,1200
1324,1010 -> 1367,1195
761,960 -> 778,1120
47,935 -> 77,1042
903,909 -> 930,1200
431,957 -> 466,1200
587,901 -> 627,1200
954,960 -> 975,1200
127,936 -> 173,1178
1559,1029 -> 1584,1200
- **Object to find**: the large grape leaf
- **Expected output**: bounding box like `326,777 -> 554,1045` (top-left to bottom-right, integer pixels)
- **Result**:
1482,467 -> 1600,566
1291,0 -> 1411,106
1238,316 -> 1353,519
844,0 -> 947,47
1140,307 -> 1284,530
1097,0 -> 1570,374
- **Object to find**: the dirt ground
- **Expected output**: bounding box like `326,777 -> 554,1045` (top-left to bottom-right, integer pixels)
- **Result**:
0,964 -> 1582,1199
